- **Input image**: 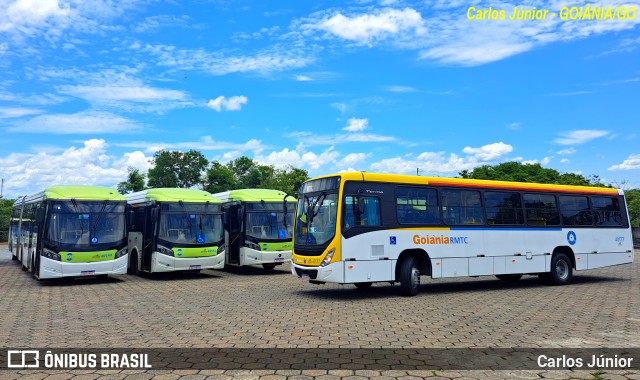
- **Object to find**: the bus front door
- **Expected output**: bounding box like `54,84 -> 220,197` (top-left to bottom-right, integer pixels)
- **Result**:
226,204 -> 242,265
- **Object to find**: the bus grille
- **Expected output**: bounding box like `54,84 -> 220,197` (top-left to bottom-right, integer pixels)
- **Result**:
294,267 -> 318,280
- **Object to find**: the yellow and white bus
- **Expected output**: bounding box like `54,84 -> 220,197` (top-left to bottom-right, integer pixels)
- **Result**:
125,188 -> 225,274
291,173 -> 634,295
9,186 -> 128,279
211,189 -> 295,270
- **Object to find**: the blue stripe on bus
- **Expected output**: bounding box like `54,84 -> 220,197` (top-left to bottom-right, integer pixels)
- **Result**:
449,227 -> 563,231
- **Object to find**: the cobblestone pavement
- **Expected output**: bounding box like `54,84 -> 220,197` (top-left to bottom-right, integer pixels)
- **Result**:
1,246 -> 638,379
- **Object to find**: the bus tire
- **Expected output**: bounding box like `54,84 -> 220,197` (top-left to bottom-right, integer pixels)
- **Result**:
495,274 -> 522,281
262,264 -> 276,270
128,251 -> 139,275
354,282 -> 372,290
548,253 -> 573,285
399,257 -> 420,296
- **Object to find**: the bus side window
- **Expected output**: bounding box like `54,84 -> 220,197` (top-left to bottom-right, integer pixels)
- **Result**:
344,196 -> 381,228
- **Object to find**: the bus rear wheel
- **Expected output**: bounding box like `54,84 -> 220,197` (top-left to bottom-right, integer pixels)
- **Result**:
540,253 -> 572,285
495,274 -> 522,281
399,257 -> 420,296
262,264 -> 276,270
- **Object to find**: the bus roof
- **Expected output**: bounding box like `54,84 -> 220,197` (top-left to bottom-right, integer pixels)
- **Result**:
125,188 -> 222,204
306,172 -> 621,196
211,188 -> 295,203
16,186 -> 126,205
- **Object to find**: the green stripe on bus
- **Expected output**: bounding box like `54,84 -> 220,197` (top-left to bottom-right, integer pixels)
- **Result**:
259,242 -> 292,251
60,250 -> 117,263
172,246 -> 219,258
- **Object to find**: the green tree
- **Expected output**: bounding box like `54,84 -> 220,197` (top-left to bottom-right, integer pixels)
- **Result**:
625,189 -> 640,227
460,162 -> 603,186
203,161 -> 238,194
117,167 -> 146,194
0,198 -> 15,242
264,166 -> 309,195
147,150 -> 209,188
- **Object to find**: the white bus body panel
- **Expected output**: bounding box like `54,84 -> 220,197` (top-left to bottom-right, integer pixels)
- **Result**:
39,255 -> 128,279
239,246 -> 291,266
293,226 -> 633,284
151,251 -> 225,272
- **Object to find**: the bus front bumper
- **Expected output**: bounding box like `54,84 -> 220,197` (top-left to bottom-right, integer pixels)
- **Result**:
151,252 -> 226,272
40,255 -> 128,279
241,247 -> 291,266
291,261 -> 344,283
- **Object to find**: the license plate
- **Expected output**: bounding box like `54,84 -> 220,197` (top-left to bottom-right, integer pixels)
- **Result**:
274,257 -> 285,262
301,274 -> 310,280
189,265 -> 201,270
81,270 -> 95,276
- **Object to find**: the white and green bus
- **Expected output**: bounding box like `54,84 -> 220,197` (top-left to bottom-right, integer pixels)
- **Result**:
125,188 -> 225,274
211,189 -> 295,270
9,186 -> 128,279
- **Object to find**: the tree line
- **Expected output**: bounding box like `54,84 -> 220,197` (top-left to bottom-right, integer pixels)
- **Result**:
116,150 -> 309,196
1,159 -> 639,242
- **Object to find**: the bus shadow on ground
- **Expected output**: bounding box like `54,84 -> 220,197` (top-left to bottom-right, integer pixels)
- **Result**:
293,274 -> 626,300
137,270 -> 222,281
38,274 -> 126,287
218,264 -> 290,276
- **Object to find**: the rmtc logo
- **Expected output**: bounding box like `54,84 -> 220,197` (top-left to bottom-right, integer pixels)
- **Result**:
413,234 -> 469,245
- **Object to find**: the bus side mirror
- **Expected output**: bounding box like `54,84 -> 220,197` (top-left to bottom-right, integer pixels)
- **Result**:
35,207 -> 46,224
151,208 -> 159,223
128,211 -> 135,227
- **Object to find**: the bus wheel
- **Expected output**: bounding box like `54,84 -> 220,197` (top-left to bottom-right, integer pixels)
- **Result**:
399,257 -> 420,296
548,253 -> 573,285
262,264 -> 276,270
495,274 -> 522,281
354,282 -> 372,290
128,251 -> 139,275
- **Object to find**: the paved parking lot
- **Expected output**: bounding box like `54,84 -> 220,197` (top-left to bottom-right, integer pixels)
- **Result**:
1,246 -> 638,379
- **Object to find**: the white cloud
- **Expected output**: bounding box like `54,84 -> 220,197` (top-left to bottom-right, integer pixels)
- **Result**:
0,107 -> 42,118
609,154 -> 640,171
338,152 -> 371,168
58,85 -> 187,103
255,145 -> 340,170
331,102 -> 347,114
207,95 -> 248,112
371,142 -> 514,175
385,85 -> 417,92
7,111 -> 143,134
506,122 -> 521,130
0,0 -> 71,33
0,139 -> 152,197
114,137 -> 266,155
315,8 -> 426,44
462,142 -> 513,161
142,43 -> 313,76
557,147 -> 577,155
343,117 -> 368,132
294,75 -> 312,81
554,130 -> 610,145
560,158 -> 570,164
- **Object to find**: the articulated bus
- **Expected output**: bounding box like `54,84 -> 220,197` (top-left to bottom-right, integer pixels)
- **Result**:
9,186 -> 128,279
125,188 -> 225,274
291,173 -> 634,296
211,189 -> 295,270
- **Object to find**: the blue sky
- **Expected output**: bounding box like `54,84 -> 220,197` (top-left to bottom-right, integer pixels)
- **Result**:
0,0 -> 639,198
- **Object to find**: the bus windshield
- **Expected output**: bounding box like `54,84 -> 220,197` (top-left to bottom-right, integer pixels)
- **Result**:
294,193 -> 338,246
47,201 -> 126,246
158,203 -> 223,244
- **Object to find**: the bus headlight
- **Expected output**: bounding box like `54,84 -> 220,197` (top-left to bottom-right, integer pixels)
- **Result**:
245,241 -> 260,251
115,248 -> 127,259
157,245 -> 174,256
320,248 -> 335,267
217,246 -> 225,256
42,248 -> 61,261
